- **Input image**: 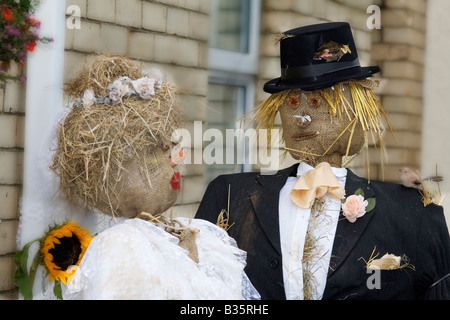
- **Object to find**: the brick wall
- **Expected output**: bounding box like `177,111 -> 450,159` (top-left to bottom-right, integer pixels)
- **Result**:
371,0 -> 427,180
0,62 -> 25,299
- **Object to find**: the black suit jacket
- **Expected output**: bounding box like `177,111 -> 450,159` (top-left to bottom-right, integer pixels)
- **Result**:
195,164 -> 450,300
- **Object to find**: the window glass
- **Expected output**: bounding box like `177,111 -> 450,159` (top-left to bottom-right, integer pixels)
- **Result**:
205,83 -> 246,183
210,0 -> 251,53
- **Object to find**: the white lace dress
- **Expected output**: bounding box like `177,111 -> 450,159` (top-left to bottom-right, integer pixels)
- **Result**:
64,218 -> 260,300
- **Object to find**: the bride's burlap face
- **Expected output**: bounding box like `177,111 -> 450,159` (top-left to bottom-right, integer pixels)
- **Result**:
108,146 -> 181,218
278,87 -> 365,165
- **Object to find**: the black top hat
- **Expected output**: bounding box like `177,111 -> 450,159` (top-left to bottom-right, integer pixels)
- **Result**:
264,22 -> 380,93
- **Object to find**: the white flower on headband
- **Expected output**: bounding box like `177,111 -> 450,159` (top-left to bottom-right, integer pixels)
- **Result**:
132,77 -> 156,100
72,68 -> 165,109
108,79 -> 130,105
82,88 -> 96,108
145,68 -> 164,89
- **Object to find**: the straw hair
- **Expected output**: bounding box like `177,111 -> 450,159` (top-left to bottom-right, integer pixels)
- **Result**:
64,55 -> 143,98
51,55 -> 182,218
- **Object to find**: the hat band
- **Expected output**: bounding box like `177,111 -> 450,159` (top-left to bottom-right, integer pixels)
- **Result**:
281,58 -> 360,80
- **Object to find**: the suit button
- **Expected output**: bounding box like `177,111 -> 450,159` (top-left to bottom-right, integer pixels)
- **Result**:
270,259 -> 279,269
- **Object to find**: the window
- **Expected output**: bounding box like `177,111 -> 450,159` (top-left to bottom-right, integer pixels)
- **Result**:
209,0 -> 250,53
209,0 -> 260,74
205,78 -> 255,183
206,0 -> 261,184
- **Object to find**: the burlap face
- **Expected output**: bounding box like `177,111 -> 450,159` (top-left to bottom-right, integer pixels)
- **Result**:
93,147 -> 181,219
279,84 -> 365,166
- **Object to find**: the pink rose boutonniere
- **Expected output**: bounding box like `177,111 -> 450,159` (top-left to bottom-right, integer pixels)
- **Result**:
342,188 -> 376,223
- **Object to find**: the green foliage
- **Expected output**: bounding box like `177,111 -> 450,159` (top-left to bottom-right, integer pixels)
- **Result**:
3,0 -> 37,13
13,239 -> 38,300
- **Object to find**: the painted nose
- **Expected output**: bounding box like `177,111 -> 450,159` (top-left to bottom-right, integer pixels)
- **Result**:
294,114 -> 312,128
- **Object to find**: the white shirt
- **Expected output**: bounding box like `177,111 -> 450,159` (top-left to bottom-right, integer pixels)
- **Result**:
278,162 -> 347,300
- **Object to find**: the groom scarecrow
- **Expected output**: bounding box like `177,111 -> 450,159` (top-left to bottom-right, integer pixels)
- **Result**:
196,22 -> 450,300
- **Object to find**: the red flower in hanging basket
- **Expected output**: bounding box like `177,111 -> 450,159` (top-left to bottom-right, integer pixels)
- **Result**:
2,7 -> 13,21
170,172 -> 181,190
0,3 -> 52,87
27,41 -> 36,52
29,18 -> 41,28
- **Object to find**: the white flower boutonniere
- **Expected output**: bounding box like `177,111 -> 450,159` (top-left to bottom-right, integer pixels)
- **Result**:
342,188 -> 376,223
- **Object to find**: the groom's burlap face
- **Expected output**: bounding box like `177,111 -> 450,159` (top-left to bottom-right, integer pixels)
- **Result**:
278,85 -> 365,163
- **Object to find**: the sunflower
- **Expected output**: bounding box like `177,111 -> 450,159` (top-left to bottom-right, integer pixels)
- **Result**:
14,221 -> 94,300
41,222 -> 94,284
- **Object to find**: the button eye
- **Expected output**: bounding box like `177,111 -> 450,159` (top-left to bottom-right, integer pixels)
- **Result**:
308,97 -> 321,108
287,96 -> 300,109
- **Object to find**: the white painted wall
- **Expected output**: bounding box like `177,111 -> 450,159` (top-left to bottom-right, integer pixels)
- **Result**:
18,0 -> 104,299
20,0 -> 67,247
422,0 -> 450,227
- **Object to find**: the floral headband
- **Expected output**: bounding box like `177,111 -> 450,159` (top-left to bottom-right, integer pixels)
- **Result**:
71,68 -> 164,109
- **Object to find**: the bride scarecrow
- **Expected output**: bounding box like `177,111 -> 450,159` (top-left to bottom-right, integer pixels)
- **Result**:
15,55 -> 259,300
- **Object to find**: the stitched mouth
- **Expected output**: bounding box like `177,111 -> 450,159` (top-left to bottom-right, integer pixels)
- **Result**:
291,131 -> 320,141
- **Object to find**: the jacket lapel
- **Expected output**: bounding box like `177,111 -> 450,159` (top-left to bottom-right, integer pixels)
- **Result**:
249,164 -> 299,256
327,169 -> 377,276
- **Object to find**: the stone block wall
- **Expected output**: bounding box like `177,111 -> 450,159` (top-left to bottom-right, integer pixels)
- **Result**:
0,63 -> 25,299
371,0 -> 427,180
